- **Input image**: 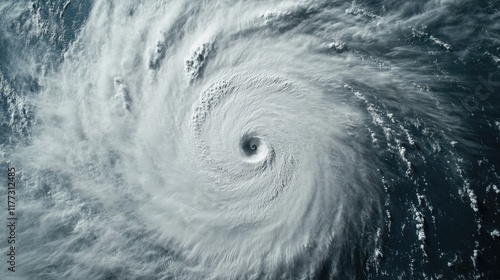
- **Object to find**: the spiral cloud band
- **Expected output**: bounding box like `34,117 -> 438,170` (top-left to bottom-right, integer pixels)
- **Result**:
16,1 -> 383,278
2,0 -> 499,279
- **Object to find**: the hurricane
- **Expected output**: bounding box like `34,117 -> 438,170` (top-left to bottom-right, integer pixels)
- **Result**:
1,0 -> 499,279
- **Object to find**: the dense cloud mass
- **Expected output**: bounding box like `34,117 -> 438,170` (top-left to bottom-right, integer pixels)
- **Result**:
1,0 -> 499,279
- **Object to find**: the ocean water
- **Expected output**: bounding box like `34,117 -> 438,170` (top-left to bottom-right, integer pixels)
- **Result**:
0,0 -> 499,279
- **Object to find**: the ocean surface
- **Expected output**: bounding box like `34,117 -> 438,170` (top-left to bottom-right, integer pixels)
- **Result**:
1,0 -> 499,279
